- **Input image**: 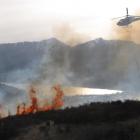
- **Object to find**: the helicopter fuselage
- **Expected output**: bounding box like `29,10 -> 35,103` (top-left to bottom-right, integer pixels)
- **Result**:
117,16 -> 140,26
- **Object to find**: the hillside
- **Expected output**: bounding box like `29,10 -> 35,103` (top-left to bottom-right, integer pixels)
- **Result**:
69,39 -> 140,91
1,38 -> 140,91
0,38 -> 69,83
1,100 -> 140,140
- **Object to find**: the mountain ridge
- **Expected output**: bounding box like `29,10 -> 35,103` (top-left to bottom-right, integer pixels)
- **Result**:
0,37 -> 139,47
0,38 -> 140,91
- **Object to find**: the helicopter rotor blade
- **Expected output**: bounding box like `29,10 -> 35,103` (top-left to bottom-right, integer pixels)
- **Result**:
112,16 -> 126,20
135,16 -> 140,18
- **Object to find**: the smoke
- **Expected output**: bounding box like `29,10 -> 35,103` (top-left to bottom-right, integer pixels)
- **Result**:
30,40 -> 72,87
52,22 -> 91,46
112,10 -> 140,44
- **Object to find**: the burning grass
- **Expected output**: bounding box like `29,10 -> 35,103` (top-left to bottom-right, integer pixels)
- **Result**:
0,85 -> 64,118
16,85 -> 64,115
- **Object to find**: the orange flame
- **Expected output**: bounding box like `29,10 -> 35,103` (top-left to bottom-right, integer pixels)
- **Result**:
52,85 -> 64,109
16,85 -> 64,116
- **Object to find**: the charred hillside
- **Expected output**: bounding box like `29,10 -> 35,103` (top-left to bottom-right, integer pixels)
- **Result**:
1,100 -> 140,140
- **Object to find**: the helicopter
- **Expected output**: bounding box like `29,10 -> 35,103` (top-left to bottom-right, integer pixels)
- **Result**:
113,8 -> 140,26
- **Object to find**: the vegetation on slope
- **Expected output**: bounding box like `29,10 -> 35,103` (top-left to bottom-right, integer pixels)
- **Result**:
1,100 -> 140,140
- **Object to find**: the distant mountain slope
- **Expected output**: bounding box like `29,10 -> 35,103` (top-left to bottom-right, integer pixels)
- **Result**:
69,39 -> 140,91
0,38 -> 69,83
1,38 -> 140,91
0,38 -> 68,72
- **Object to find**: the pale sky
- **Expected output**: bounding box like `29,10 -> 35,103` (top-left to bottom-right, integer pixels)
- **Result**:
0,0 -> 139,43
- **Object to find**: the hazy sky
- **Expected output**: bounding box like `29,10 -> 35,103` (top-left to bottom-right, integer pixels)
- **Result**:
0,0 -> 139,43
